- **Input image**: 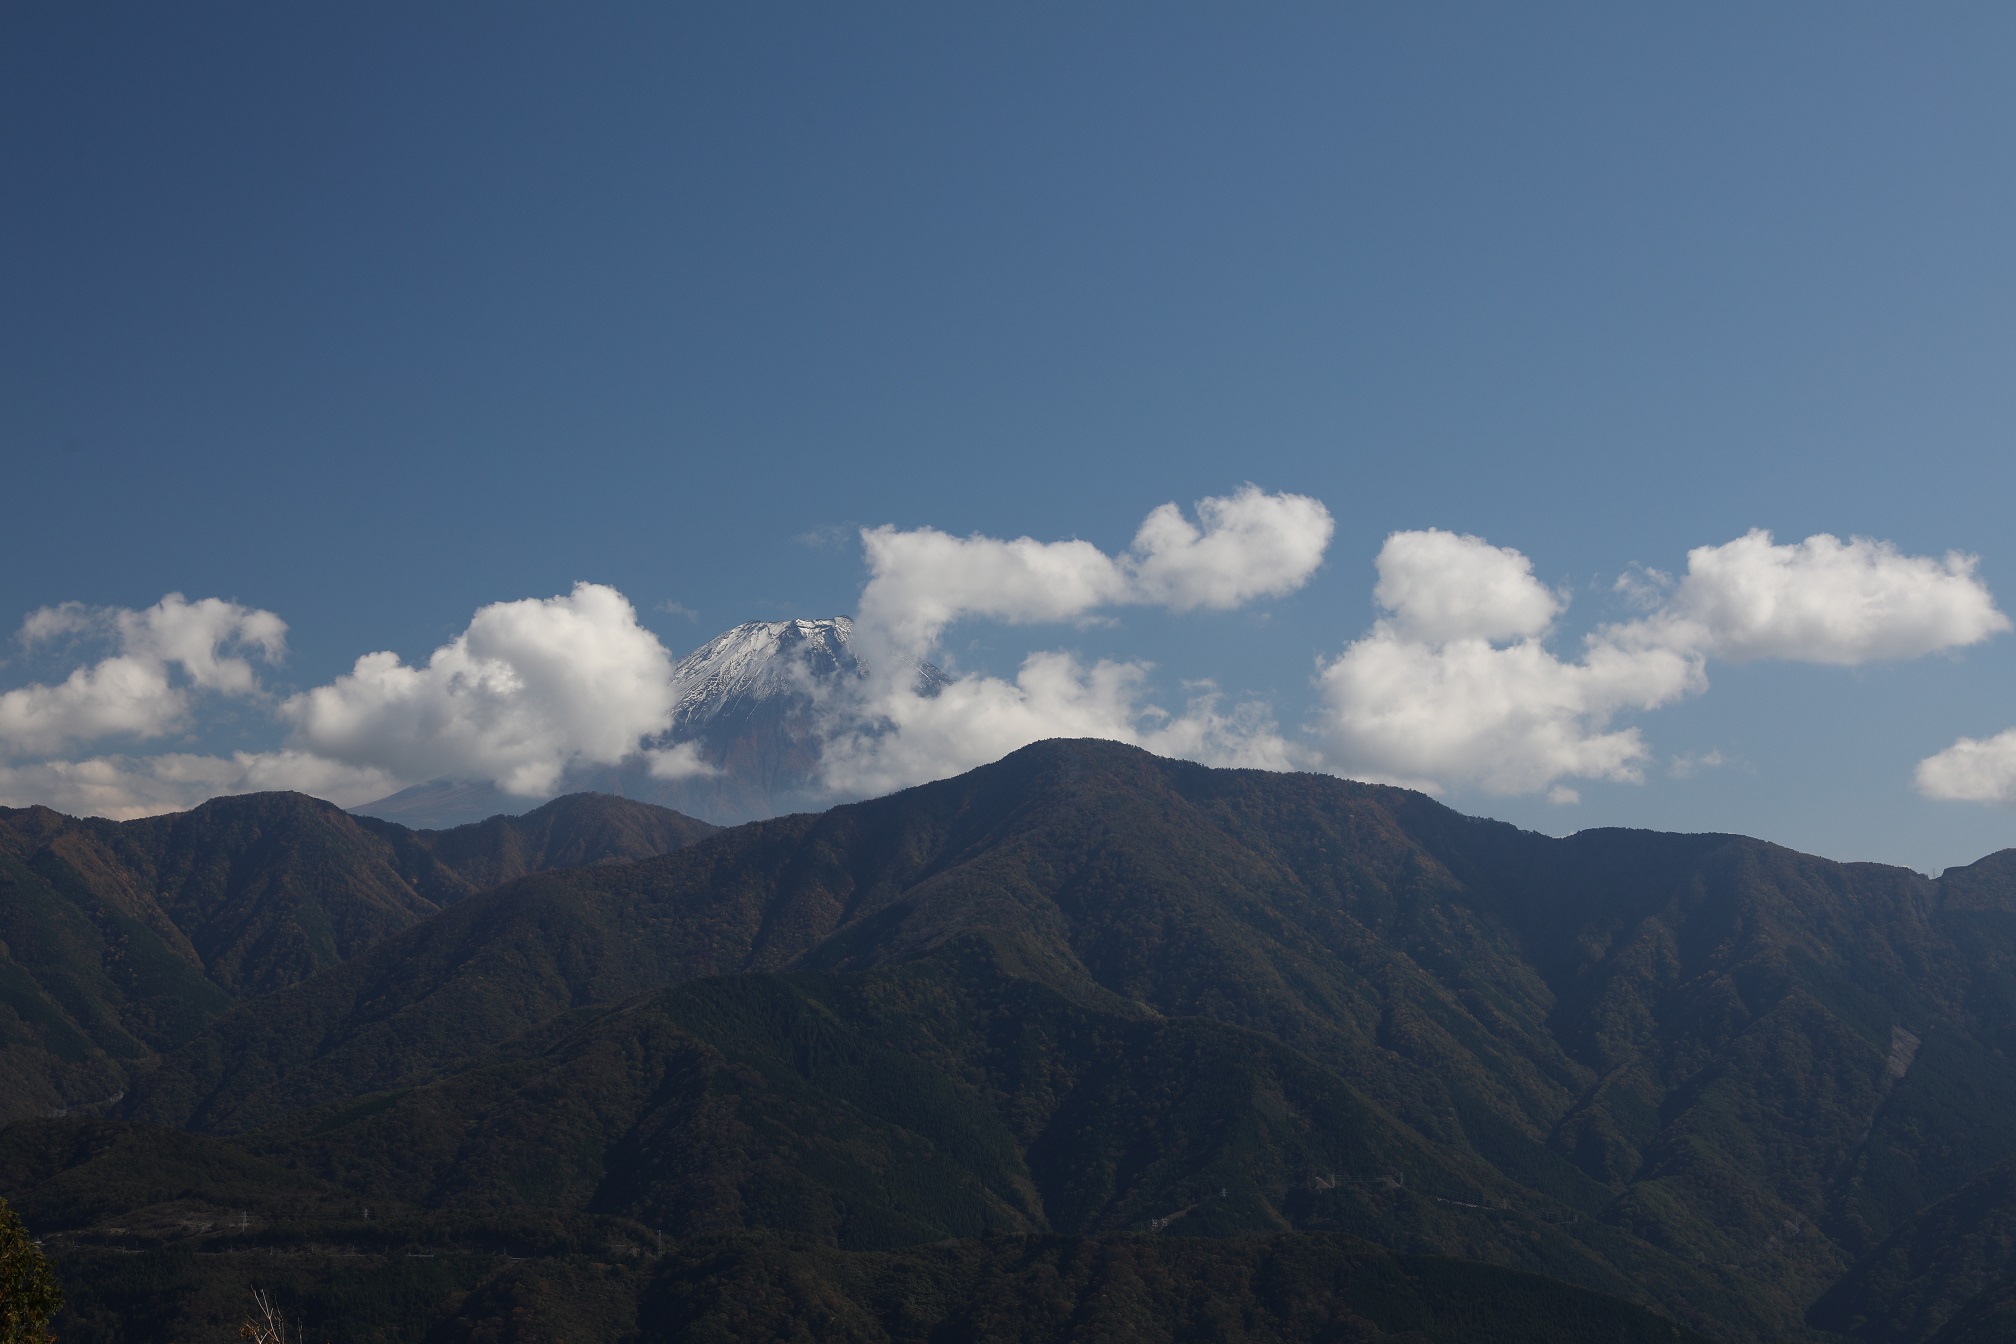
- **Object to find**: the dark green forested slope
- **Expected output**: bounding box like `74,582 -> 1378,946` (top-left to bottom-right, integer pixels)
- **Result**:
83,790 -> 716,996
0,818 -> 235,1123
0,1117 -> 1708,1344
0,792 -> 714,1123
10,738 -> 2016,1340
0,1118 -> 1710,1344
354,790 -> 719,895
218,939 -> 1755,1330
458,1232 -> 1714,1344
132,748 -> 1613,1140
1809,1158 -> 2016,1343
0,1115 -> 654,1344
1926,1273 -> 2016,1344
96,742 -> 2016,1338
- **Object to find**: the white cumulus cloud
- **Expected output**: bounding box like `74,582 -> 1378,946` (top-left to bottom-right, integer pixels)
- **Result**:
0,584 -> 696,818
1315,527 -> 2006,799
1125,485 -> 1336,612
280,582 -> 679,797
817,652 -> 1300,799
0,750 -> 401,821
854,529 -> 1127,664
1916,731 -> 2016,805
1372,528 -> 1563,645
1646,530 -> 2008,664
0,660 -> 186,758
0,594 -> 286,758
824,487 -> 1329,795
1316,531 -> 1701,795
6,509 -> 2000,825
853,485 -> 1333,667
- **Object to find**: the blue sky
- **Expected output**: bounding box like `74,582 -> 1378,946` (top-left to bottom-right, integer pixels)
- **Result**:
5,4 -> 2016,871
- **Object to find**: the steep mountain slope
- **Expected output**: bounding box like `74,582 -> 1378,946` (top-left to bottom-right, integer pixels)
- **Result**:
0,1117 -> 350,1235
118,738 -> 2016,1338
0,827 -> 230,1121
250,951 -> 1484,1239
77,792 -> 462,996
457,1232 -> 1714,1344
1926,1274 -> 2016,1344
221,941 -> 1756,1329
357,791 -> 718,893
0,1116 -> 648,1344
1809,1159 -> 2016,1342
0,1112 -> 1710,1344
0,792 -> 715,1122
0,1113 -> 1708,1344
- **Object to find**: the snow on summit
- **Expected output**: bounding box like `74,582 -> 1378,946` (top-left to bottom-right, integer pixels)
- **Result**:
671,617 -> 861,723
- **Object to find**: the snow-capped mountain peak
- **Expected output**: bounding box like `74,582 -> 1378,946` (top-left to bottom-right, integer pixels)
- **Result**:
669,617 -> 946,727
670,617 -> 860,725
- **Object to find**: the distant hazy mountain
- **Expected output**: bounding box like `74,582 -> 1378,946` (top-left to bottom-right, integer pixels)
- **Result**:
352,617 -> 946,829
346,777 -> 521,829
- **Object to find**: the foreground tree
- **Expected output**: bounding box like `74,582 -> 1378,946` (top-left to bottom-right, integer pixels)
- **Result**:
237,1289 -> 294,1343
0,1194 -> 61,1344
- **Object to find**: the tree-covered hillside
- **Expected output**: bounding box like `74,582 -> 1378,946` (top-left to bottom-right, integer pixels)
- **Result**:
6,739 -> 2016,1340
0,792 -> 714,1123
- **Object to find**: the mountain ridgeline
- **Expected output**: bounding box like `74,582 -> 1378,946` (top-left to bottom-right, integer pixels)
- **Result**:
0,792 -> 717,1123
5,739 -> 2016,1342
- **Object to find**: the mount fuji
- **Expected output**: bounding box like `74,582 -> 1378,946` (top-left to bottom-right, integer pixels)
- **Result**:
352,617 -> 947,829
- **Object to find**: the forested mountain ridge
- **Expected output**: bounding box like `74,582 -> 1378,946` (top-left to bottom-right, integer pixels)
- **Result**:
9,739 -> 2016,1341
0,791 -> 715,1123
88,739 -> 2016,1339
